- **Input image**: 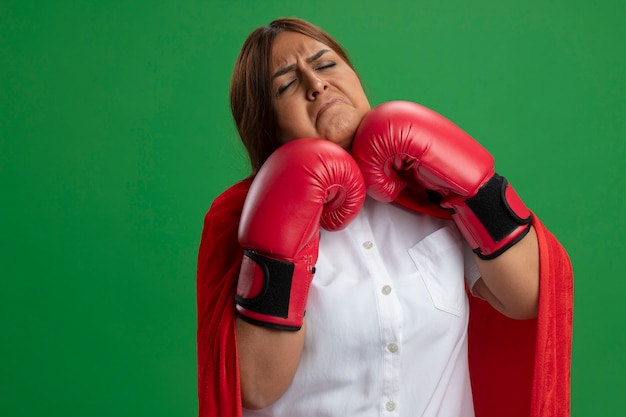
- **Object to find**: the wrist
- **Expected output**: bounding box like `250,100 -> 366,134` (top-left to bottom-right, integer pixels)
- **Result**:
445,174 -> 532,259
236,250 -> 314,331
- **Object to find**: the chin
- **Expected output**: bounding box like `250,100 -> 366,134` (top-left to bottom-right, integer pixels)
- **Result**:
335,136 -> 354,150
322,120 -> 359,150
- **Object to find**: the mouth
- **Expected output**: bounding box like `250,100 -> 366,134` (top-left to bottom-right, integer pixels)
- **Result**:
316,98 -> 346,124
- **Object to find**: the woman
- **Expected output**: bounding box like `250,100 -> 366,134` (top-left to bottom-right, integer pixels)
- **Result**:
196,18 -> 573,417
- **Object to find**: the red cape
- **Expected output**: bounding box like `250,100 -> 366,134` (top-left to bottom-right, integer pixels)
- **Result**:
196,178 -> 574,417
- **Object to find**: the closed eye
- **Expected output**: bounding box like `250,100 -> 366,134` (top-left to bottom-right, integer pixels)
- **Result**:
315,62 -> 336,71
277,79 -> 295,96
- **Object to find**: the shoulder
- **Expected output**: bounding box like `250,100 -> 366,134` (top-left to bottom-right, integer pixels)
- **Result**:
204,177 -> 253,227
197,177 -> 253,283
209,177 -> 253,214
199,176 -> 253,251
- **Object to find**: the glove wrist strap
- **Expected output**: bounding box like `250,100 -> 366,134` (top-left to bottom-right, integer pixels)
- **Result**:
450,174 -> 532,260
235,250 -> 311,331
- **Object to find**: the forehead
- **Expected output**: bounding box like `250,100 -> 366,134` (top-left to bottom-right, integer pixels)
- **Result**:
271,31 -> 333,67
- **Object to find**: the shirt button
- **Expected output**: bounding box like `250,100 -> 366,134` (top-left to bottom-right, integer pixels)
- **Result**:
387,343 -> 399,353
362,241 -> 373,249
381,285 -> 392,295
386,400 -> 396,411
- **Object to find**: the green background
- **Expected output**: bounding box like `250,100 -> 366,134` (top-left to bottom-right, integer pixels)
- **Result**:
1,0 -> 624,415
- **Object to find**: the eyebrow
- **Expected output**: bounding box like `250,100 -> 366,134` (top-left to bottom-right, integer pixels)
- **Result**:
272,49 -> 331,79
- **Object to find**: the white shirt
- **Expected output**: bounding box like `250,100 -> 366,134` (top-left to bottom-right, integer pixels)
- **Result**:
244,197 -> 481,417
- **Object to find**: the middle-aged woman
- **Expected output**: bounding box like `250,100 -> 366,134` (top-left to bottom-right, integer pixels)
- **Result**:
196,17 -> 573,417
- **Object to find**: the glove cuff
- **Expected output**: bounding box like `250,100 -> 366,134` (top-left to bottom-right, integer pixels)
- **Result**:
235,250 -> 313,331
448,174 -> 532,259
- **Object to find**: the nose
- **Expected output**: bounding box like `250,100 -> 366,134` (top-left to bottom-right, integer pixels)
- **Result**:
305,71 -> 329,100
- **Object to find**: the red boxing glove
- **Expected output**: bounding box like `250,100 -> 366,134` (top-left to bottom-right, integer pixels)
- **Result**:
236,138 -> 366,330
352,101 -> 532,259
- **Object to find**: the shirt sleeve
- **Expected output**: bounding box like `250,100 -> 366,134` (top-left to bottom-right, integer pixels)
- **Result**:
463,241 -> 481,295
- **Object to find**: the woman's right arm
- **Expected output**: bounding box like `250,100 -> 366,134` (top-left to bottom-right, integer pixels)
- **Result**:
236,319 -> 305,409
234,139 -> 365,409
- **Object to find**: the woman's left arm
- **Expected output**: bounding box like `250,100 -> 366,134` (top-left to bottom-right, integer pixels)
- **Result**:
472,226 -> 540,320
350,100 -> 541,319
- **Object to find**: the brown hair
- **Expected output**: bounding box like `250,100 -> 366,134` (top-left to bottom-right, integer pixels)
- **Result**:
229,18 -> 355,173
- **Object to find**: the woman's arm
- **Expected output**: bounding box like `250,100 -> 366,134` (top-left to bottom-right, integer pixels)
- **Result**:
233,138 -> 366,409
350,101 -> 540,319
472,226 -> 540,320
236,319 -> 305,409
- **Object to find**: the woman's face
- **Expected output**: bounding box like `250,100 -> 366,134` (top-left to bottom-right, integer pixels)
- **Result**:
270,31 -> 371,149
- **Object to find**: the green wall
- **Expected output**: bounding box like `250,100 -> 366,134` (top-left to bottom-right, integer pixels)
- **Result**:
2,1 -> 624,415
